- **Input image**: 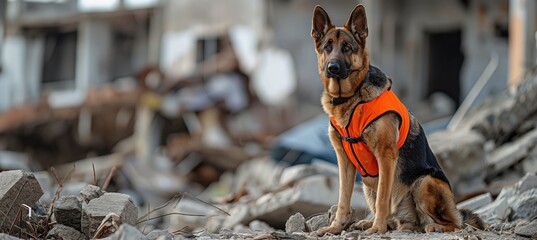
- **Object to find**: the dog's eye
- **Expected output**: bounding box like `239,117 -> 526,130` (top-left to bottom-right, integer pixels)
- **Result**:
324,43 -> 332,52
342,43 -> 352,53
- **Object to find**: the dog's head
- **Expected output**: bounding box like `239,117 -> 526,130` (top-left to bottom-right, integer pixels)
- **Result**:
311,4 -> 369,98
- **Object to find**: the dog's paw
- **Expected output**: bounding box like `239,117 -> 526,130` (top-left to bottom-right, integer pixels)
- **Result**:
364,224 -> 388,234
354,220 -> 373,230
424,223 -> 457,233
316,225 -> 343,236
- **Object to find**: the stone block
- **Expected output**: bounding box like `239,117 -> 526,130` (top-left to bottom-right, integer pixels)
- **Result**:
79,185 -> 104,204
46,224 -> 86,240
54,195 -> 82,230
0,170 -> 43,230
81,193 -> 138,237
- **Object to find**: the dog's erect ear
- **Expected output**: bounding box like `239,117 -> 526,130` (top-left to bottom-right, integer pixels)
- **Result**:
345,4 -> 368,43
311,5 -> 334,42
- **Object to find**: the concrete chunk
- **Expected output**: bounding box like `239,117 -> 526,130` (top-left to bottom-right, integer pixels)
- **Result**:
285,212 -> 306,233
46,224 -> 86,240
456,192 -> 493,211
81,193 -> 138,237
306,213 -> 329,232
108,224 -> 147,240
516,172 -> 537,193
515,219 -> 537,238
79,185 -> 104,203
0,170 -> 43,230
54,195 -> 82,230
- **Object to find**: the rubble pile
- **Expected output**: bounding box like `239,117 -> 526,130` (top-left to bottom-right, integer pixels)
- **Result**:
0,170 -> 139,239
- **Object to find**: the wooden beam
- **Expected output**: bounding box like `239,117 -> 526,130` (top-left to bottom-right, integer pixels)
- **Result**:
509,0 -> 537,90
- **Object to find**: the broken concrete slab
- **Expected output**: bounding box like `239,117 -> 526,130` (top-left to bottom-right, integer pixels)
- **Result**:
476,197 -> 510,222
486,129 -> 537,177
54,195 -> 82,231
249,175 -> 367,229
108,224 -> 147,240
0,170 -> 43,230
279,164 -> 319,186
512,188 -> 537,220
46,224 -> 86,240
285,212 -> 306,233
515,172 -> 537,193
456,192 -> 493,211
81,192 -> 138,237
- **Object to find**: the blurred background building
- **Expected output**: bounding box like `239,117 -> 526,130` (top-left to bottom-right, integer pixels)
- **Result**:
1,0 -> 537,236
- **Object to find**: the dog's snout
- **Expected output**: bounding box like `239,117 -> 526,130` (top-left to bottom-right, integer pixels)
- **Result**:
327,61 -> 340,75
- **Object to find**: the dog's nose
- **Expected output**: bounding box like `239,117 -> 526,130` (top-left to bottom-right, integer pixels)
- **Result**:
327,61 -> 340,75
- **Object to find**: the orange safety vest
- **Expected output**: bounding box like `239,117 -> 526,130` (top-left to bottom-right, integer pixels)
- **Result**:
330,89 -> 410,177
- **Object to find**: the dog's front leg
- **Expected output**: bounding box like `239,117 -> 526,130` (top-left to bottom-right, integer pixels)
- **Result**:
362,116 -> 399,234
316,129 -> 356,236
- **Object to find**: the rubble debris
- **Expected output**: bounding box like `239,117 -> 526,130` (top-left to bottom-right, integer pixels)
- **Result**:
107,224 -> 147,240
46,224 -> 86,240
53,195 -> 82,230
305,213 -> 330,232
511,188 -> 537,220
146,229 -> 173,240
0,233 -> 23,240
0,170 -> 43,230
81,192 -> 138,238
514,219 -> 537,238
456,192 -> 493,211
248,220 -> 275,232
79,184 -> 104,204
285,212 -> 306,233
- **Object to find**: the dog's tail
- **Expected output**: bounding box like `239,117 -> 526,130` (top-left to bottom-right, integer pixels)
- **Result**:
460,209 -> 486,230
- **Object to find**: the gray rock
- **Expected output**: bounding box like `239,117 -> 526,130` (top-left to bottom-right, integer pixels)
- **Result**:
0,234 -> 24,240
249,220 -> 275,232
456,192 -> 492,211
247,175 -> 367,229
279,164 -> 319,186
516,172 -> 537,193
306,213 -> 330,232
79,185 -> 104,203
46,224 -> 86,240
285,212 -> 306,233
512,188 -> 537,220
81,192 -> 138,237
0,170 -> 43,230
146,229 -> 173,240
476,197 -> 510,222
232,224 -> 253,234
54,195 -> 82,230
108,224 -> 147,240
515,220 -> 537,238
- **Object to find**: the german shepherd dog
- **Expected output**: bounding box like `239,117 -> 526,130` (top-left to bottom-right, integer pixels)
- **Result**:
311,4 -> 484,235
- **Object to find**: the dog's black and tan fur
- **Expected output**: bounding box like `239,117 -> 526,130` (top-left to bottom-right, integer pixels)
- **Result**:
311,4 -> 484,235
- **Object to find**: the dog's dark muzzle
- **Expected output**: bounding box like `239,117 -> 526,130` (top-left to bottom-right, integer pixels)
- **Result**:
326,60 -> 349,79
